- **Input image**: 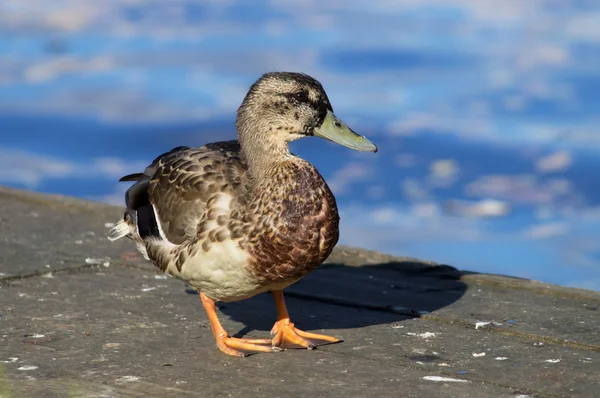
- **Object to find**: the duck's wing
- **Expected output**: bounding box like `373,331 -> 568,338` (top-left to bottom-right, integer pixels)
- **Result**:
111,141 -> 247,245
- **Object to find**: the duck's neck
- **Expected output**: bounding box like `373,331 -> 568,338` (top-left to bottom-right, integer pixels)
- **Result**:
237,122 -> 294,183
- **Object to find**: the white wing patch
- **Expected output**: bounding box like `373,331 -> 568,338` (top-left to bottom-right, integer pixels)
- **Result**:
151,203 -> 171,243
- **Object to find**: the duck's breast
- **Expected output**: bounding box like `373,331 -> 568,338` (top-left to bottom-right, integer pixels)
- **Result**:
246,161 -> 340,284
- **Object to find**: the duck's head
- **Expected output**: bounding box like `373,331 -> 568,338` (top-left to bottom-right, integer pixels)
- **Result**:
236,72 -> 377,153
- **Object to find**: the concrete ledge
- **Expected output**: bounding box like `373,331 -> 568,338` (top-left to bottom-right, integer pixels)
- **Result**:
1,186 -> 598,397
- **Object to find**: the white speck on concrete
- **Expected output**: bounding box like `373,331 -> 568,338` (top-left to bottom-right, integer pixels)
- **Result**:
41,272 -> 54,278
545,359 -> 560,363
437,363 -> 450,367
141,287 -> 156,292
104,222 -> 115,228
85,257 -> 111,267
475,321 -> 503,329
472,352 -> 486,357
75,240 -> 83,245
154,275 -> 168,280
423,376 -> 469,383
44,264 -> 51,268
18,365 -> 38,371
407,332 -> 437,339
2,357 -> 18,363
29,334 -> 45,338
495,357 -> 508,361
116,376 -> 140,383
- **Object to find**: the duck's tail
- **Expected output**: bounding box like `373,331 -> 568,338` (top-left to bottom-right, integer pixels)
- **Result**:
107,146 -> 190,243
108,215 -> 135,241
107,171 -> 153,242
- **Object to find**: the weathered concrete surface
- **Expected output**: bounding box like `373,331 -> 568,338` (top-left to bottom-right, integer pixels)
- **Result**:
0,186 -> 598,398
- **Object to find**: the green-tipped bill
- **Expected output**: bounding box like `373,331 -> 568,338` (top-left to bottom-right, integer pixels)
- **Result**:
314,110 -> 377,153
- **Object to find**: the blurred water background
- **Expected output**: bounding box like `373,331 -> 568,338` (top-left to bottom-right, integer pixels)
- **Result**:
1,1 -> 599,291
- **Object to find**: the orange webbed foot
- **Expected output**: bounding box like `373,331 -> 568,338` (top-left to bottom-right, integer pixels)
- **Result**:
270,318 -> 342,349
269,290 -> 342,350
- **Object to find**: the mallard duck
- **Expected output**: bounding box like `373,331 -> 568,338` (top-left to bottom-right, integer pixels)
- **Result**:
108,72 -> 377,357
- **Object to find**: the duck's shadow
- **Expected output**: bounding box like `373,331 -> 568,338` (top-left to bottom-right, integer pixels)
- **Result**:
185,259 -> 468,335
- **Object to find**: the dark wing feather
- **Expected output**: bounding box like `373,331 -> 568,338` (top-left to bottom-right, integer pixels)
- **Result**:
146,141 -> 247,245
120,146 -> 192,239
119,173 -> 145,182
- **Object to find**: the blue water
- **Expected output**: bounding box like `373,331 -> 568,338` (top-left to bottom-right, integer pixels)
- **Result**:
1,1 -> 599,291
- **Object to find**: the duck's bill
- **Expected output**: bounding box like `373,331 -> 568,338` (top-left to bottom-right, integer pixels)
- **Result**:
314,110 -> 378,153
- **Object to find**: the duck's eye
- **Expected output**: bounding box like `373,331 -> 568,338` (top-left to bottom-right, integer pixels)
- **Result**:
291,91 -> 309,103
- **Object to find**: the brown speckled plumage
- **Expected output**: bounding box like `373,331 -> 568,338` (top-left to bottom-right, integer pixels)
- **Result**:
109,72 -> 368,304
137,142 -> 339,289
245,160 -> 339,283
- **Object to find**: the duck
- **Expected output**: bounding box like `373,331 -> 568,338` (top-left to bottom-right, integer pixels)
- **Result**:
108,72 -> 377,357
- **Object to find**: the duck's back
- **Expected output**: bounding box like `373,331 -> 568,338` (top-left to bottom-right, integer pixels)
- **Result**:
110,141 -> 248,246
148,141 -> 249,245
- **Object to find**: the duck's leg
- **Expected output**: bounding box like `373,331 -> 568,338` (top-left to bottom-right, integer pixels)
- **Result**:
199,292 -> 279,357
270,290 -> 342,349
